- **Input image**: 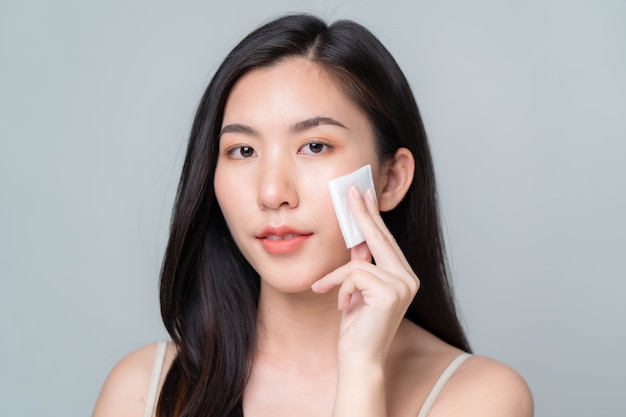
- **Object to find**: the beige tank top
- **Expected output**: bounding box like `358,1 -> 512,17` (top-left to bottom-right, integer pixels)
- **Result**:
144,342 -> 168,417
144,342 -> 470,417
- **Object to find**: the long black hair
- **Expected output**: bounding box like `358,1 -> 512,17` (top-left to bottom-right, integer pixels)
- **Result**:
157,14 -> 470,417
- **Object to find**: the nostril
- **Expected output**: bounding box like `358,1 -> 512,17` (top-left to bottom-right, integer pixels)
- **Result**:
257,176 -> 299,210
256,159 -> 300,209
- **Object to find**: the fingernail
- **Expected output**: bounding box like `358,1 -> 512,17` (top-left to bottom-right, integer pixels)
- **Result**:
365,189 -> 376,204
349,186 -> 361,199
311,280 -> 324,293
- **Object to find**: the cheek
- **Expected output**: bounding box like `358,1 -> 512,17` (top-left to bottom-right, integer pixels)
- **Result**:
214,173 -> 227,211
304,179 -> 344,238
214,169 -> 242,222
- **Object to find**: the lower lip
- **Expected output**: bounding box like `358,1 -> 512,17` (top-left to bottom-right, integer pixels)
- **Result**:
259,234 -> 312,255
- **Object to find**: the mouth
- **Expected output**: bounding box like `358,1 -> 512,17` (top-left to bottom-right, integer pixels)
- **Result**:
257,227 -> 312,254
265,234 -> 300,241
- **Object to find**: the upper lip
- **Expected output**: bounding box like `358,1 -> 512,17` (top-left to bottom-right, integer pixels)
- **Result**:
257,225 -> 311,239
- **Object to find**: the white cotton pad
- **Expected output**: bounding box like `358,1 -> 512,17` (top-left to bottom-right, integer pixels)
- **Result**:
328,164 -> 377,248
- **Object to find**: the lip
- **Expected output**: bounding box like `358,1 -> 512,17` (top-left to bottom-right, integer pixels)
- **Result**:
257,225 -> 313,255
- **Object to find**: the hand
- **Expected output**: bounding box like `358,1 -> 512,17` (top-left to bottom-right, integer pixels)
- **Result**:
311,186 -> 420,364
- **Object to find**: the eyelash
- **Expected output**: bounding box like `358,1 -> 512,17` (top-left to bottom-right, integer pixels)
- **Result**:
226,145 -> 257,159
298,141 -> 333,155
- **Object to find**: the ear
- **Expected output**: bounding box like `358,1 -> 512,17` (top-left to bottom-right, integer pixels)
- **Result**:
378,147 -> 415,212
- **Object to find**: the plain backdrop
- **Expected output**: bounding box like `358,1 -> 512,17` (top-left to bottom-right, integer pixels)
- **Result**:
1,1 -> 624,416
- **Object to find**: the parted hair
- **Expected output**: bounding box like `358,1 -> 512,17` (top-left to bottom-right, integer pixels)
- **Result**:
157,13 -> 470,417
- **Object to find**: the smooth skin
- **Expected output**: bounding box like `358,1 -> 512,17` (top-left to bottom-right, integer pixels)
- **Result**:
93,58 -> 533,417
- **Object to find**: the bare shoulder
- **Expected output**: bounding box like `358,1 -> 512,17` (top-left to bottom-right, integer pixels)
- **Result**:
387,322 -> 533,417
430,355 -> 534,417
92,342 -> 176,417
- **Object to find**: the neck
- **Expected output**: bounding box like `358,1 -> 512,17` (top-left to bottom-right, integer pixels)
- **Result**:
256,284 -> 342,371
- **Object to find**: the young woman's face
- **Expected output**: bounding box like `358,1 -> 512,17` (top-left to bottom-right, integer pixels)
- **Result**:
215,58 -> 387,293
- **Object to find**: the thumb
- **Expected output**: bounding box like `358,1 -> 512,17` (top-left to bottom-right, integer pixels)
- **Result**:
351,241 -> 372,262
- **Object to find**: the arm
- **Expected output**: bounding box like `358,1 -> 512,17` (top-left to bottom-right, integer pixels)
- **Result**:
332,359 -> 387,417
312,187 -> 419,417
92,344 -> 160,417
312,187 -> 534,417
430,356 -> 534,417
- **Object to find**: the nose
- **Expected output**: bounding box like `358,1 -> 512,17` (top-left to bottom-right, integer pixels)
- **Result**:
256,156 -> 299,210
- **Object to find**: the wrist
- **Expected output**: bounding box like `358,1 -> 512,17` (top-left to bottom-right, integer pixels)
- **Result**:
333,360 -> 386,417
338,354 -> 385,375
337,348 -> 388,370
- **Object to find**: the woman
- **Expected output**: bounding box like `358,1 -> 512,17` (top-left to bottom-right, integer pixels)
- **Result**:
93,14 -> 533,417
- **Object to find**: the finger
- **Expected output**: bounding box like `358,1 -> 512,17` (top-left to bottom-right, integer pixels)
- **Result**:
351,241 -> 372,262
361,189 -> 414,275
311,259 -> 373,293
349,188 -> 418,288
362,190 -> 405,259
336,270 -> 382,311
348,187 -> 410,274
312,259 -> 417,299
336,277 -> 357,310
336,268 -> 416,311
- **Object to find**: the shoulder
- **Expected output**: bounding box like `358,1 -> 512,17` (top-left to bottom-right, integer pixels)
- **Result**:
429,355 -> 534,417
92,342 -> 176,417
388,322 -> 533,417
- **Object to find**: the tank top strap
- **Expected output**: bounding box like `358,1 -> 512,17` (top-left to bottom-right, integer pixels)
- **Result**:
144,341 -> 169,417
417,352 -> 472,417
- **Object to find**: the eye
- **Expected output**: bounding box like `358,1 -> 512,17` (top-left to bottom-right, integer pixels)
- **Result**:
227,145 -> 257,159
298,142 -> 331,155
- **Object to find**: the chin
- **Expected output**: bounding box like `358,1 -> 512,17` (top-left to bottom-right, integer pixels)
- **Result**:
258,264 -> 336,295
258,282 -> 316,298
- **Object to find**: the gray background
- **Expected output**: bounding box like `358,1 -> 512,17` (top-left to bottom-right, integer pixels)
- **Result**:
1,1 -> 624,416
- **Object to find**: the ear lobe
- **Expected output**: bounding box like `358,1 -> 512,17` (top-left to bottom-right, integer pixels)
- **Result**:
378,148 -> 415,212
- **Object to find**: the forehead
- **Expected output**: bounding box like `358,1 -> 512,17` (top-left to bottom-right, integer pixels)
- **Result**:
221,58 -> 370,131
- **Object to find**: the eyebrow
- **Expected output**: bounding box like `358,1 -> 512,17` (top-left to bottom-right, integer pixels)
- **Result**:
289,116 -> 348,133
219,116 -> 347,138
219,123 -> 259,138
